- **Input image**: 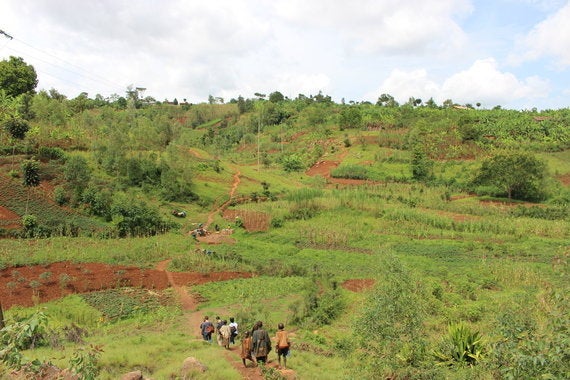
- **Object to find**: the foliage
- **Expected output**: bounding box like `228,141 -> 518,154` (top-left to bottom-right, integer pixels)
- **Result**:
492,290 -> 569,379
80,288 -> 172,322
38,146 -> 65,161
354,256 -> 429,377
109,194 -> 176,237
0,56 -> 38,97
289,273 -> 344,327
330,164 -> 368,180
64,155 -> 92,202
21,159 -> 40,188
338,106 -> 362,130
0,311 -> 48,370
411,144 -> 434,181
3,117 -> 29,140
433,323 -> 485,366
281,153 -> 305,172
69,344 -> 104,380
159,148 -> 197,202
471,150 -> 548,201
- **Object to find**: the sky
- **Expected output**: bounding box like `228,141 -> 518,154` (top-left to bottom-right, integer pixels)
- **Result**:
1,0 -> 569,110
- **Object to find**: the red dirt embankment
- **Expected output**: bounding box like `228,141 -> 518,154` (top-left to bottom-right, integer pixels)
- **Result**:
0,261 -> 252,310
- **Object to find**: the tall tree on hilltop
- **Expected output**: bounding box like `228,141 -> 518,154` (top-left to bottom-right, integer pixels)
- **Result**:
0,56 -> 38,97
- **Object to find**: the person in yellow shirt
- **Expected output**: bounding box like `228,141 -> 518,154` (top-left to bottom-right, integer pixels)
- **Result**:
275,323 -> 290,369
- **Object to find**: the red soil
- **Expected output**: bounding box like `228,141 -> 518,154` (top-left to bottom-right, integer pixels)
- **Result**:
0,261 -> 252,310
341,279 -> 375,292
0,205 -> 20,229
557,173 -> 570,186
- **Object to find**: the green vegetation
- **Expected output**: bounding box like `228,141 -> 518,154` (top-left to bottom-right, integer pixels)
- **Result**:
0,58 -> 569,379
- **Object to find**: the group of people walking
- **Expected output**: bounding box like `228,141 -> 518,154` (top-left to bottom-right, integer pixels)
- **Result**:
199,316 -> 238,349
200,316 -> 291,369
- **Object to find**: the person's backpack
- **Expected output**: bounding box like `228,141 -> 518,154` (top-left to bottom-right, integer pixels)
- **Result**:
206,324 -> 214,333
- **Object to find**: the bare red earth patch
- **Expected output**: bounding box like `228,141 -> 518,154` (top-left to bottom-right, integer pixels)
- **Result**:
0,205 -> 20,229
557,173 -> 570,187
306,160 -> 340,177
342,279 -> 375,292
0,261 -> 253,310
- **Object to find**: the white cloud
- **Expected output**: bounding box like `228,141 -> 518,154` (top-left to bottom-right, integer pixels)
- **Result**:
367,58 -> 550,106
442,58 -> 550,105
365,68 -> 440,102
274,0 -> 472,55
1,0 -> 565,108
520,2 -> 570,66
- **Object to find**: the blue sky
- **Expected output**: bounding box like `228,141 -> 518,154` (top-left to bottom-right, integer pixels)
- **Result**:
1,0 -> 569,109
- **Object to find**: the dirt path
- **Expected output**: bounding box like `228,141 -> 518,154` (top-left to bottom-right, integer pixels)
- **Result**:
158,168 -> 295,379
204,168 -> 241,230
155,248 -> 267,379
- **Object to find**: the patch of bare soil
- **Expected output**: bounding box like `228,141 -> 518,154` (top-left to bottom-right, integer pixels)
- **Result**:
0,205 -> 20,229
429,208 -> 481,222
557,173 -> 570,187
342,279 -> 375,292
197,232 -> 237,245
306,160 -> 339,177
0,262 -> 252,310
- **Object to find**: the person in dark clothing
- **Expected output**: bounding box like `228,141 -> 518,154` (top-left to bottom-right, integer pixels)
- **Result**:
199,316 -> 214,342
251,321 -> 272,364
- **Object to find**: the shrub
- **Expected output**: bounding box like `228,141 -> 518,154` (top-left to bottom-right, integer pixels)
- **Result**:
281,153 -> 304,172
433,323 -> 485,366
37,146 -> 65,161
353,256 -> 429,377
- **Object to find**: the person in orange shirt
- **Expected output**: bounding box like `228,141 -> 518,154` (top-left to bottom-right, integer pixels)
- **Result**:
275,323 -> 291,369
240,331 -> 255,367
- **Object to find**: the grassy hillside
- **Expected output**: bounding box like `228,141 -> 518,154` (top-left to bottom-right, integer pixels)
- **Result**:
1,95 -> 569,379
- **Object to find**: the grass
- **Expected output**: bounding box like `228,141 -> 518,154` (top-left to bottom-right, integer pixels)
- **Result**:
1,107 -> 569,379
0,233 -> 189,267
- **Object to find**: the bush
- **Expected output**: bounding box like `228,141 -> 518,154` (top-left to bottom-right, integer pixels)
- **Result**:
433,323 -> 485,366
281,154 -> 305,172
37,146 -> 65,161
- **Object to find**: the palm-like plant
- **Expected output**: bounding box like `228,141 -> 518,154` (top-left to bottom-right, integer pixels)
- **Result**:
434,322 -> 484,366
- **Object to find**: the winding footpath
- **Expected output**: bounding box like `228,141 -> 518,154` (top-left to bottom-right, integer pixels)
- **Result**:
156,168 -> 272,379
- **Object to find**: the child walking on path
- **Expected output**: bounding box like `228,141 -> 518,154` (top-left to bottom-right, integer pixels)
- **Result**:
275,323 -> 291,369
240,331 -> 255,367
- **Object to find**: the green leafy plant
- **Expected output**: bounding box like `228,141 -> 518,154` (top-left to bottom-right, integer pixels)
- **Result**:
69,344 -> 103,380
0,311 -> 48,370
433,322 -> 485,366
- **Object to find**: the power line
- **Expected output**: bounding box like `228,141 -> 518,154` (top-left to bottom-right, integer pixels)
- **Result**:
0,30 -> 13,40
1,29 -> 127,96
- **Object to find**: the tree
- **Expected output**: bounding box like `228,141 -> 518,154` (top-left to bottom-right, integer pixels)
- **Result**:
376,93 -> 399,107
21,159 -> 40,213
268,91 -> 285,103
0,56 -> 38,97
3,117 -> 29,163
411,144 -> 433,181
3,117 -> 29,140
471,151 -> 548,201
64,156 -> 91,202
425,97 -> 438,108
338,107 -> 362,130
